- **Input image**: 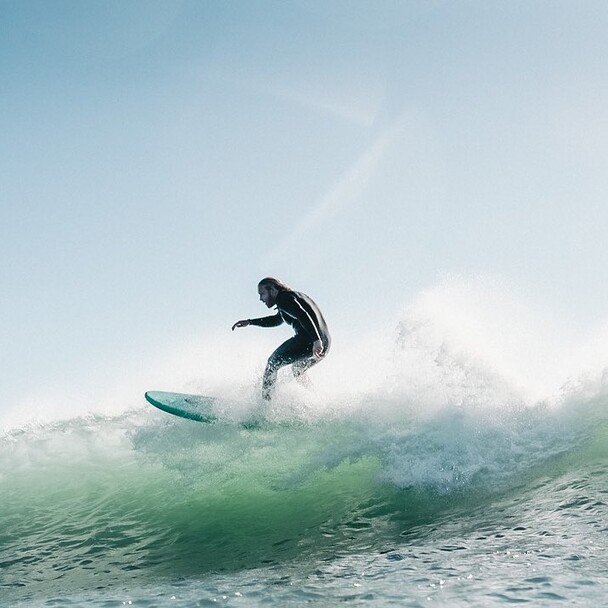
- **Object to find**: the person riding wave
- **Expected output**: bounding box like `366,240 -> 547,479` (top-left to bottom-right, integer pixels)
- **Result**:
232,278 -> 330,400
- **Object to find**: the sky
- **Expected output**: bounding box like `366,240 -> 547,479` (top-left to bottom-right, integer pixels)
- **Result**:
2,0 -> 608,412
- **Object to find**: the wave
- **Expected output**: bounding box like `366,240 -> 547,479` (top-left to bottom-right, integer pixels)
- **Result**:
2,370 -> 606,594
2,278 -> 608,602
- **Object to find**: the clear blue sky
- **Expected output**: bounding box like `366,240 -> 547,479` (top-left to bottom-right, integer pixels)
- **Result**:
2,1 -> 608,410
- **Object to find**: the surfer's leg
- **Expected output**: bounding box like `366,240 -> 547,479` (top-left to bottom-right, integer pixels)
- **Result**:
291,336 -> 330,383
262,338 -> 312,400
291,357 -> 316,381
291,355 -> 321,389
262,363 -> 279,400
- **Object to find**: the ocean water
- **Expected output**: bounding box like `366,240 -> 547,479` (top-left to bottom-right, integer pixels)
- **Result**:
2,284 -> 608,606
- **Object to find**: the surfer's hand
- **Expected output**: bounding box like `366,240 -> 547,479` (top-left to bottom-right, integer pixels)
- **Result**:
312,339 -> 324,359
232,319 -> 250,331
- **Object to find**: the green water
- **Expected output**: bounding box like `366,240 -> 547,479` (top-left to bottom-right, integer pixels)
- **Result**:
1,396 -> 607,606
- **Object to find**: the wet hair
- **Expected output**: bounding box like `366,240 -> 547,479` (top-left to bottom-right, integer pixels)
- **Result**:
258,277 -> 291,292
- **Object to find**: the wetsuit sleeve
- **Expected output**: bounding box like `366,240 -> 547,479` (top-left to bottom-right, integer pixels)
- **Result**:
278,292 -> 322,342
248,313 -> 284,328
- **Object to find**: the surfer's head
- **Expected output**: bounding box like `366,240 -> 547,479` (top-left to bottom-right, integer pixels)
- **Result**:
258,277 -> 289,308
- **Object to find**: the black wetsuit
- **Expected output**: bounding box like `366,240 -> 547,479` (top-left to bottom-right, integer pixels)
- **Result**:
248,289 -> 330,396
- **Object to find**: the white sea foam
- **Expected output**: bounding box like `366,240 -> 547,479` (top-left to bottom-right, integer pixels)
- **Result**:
2,276 -> 606,497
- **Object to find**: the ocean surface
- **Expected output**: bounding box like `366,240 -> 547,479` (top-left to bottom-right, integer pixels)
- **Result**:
2,296 -> 608,607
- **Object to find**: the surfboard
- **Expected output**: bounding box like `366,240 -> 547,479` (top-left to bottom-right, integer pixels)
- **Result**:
145,391 -> 218,423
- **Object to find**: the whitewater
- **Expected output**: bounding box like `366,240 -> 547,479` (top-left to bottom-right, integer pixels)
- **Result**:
2,280 -> 607,606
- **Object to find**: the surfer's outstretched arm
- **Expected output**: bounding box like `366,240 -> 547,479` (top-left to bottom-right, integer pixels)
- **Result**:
232,313 -> 283,331
248,314 -> 284,328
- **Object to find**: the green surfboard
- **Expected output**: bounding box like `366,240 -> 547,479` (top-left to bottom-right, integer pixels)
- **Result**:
145,391 -> 218,423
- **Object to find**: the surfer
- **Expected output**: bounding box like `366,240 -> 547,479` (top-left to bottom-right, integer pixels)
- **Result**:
232,277 -> 331,400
